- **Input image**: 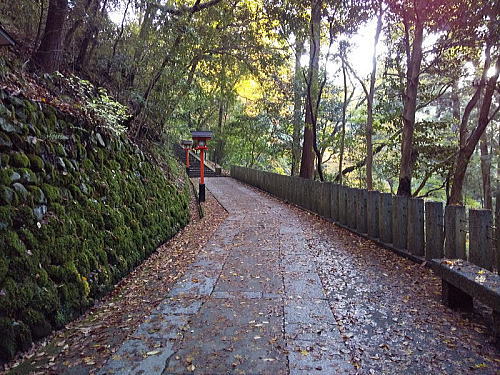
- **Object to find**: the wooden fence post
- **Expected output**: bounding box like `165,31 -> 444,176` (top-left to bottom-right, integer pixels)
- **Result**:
321,183 -> 332,218
348,188 -> 357,229
496,191 -> 499,273
469,209 -> 493,270
308,180 -> 317,212
425,201 -> 444,260
357,189 -> 368,234
344,187 -> 352,227
339,186 -> 348,225
444,205 -> 466,259
367,191 -> 380,238
379,193 -> 393,244
408,198 -> 425,256
298,178 -> 307,209
392,195 -> 408,250
331,184 -> 339,221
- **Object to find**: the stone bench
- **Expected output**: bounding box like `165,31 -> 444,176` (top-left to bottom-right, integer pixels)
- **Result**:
430,259 -> 500,342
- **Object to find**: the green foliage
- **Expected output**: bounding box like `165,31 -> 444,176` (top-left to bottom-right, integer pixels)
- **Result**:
62,75 -> 130,135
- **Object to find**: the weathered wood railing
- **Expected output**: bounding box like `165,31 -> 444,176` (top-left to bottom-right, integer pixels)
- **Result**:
230,166 -> 499,272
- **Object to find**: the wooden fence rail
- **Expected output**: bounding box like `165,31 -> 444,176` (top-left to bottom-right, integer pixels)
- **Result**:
231,166 -> 499,272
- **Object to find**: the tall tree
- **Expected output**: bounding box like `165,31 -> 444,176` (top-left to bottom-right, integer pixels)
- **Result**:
31,0 -> 69,72
393,1 -> 424,196
291,37 -> 305,176
449,50 -> 500,205
338,43 -> 349,185
480,132 -> 492,209
448,0 -> 499,205
345,4 -> 383,189
299,0 -> 322,179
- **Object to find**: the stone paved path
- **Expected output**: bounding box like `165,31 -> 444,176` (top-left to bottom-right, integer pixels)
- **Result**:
99,178 -> 351,374
98,178 -> 498,375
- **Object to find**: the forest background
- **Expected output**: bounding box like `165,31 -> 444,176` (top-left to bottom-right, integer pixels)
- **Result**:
1,0 -> 498,207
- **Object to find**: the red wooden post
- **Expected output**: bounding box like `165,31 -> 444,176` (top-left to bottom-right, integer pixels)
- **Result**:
181,140 -> 193,175
191,131 -> 212,203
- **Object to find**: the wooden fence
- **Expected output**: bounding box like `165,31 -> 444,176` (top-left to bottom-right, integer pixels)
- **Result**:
231,166 -> 499,272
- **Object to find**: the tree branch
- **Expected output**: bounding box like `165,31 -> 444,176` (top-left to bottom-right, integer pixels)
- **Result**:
155,0 -> 224,15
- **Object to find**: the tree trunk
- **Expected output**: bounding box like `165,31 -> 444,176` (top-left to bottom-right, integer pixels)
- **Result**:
299,0 -> 321,179
451,81 -> 461,131
338,50 -> 348,185
109,0 -> 132,69
480,133 -> 492,209
31,0 -> 69,73
291,37 -> 305,176
214,101 -> 225,165
396,19 -> 424,196
74,0 -> 99,70
64,0 -> 94,49
449,54 -> 500,205
33,0 -> 46,53
127,2 -> 158,87
366,8 -> 382,190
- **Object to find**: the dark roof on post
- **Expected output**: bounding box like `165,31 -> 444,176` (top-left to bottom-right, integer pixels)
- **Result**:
191,130 -> 213,139
0,25 -> 16,47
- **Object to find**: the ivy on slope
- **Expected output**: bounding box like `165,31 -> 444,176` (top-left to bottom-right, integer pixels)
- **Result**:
0,89 -> 189,361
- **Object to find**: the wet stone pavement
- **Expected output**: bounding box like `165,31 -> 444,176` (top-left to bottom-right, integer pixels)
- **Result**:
98,178 -> 499,375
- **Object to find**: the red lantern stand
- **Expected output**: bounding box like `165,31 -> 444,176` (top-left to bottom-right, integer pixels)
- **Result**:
191,131 -> 213,202
181,140 -> 193,175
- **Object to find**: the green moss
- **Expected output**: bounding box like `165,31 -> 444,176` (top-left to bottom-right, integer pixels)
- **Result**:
41,183 -> 61,203
0,185 -> 17,205
0,168 -> 15,185
14,321 -> 32,352
51,202 -> 65,216
49,236 -> 78,264
0,93 -> 191,361
0,230 -> 26,256
10,152 -> 30,168
0,205 -> 12,230
14,205 -> 36,227
21,308 -> 52,339
81,159 -> 94,170
28,185 -> 46,204
0,317 -> 17,360
18,228 -> 37,251
8,254 -> 39,282
0,253 -> 8,283
0,153 -> 9,166
64,158 -> 75,171
69,184 -> 84,201
103,208 -> 125,230
46,111 -> 58,130
55,143 -> 66,157
76,142 -> 87,160
17,168 -> 38,185
0,132 -> 12,149
28,154 -> 44,171
0,277 -> 33,316
12,182 -> 30,202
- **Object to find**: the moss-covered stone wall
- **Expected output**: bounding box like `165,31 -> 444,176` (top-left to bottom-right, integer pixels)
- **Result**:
0,90 -> 189,360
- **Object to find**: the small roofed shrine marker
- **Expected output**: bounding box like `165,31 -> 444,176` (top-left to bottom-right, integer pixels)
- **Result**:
191,131 -> 213,202
181,139 -> 193,174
